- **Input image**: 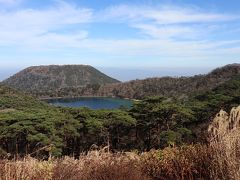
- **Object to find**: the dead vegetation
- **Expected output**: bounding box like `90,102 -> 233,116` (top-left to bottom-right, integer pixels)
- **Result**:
1,107 -> 240,180
1,130 -> 240,180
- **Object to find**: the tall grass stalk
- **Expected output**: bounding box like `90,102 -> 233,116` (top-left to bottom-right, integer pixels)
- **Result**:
1,130 -> 240,180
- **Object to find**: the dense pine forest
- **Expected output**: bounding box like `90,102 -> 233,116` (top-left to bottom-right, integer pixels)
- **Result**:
0,66 -> 240,179
1,73 -> 239,158
0,0 -> 239,178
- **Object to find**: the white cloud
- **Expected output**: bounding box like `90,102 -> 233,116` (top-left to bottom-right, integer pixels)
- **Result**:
98,5 -> 238,40
0,1 -> 239,69
99,5 -> 236,24
0,2 -> 237,47
0,0 -> 22,6
132,24 -> 197,39
24,31 -> 89,49
0,1 -> 92,45
76,39 -> 240,58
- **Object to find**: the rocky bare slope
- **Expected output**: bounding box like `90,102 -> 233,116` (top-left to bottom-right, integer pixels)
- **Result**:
2,65 -> 119,97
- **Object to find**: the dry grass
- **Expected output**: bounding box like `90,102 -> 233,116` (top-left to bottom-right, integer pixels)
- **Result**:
141,144 -> 212,180
209,129 -> 240,180
0,150 -> 150,180
141,129 -> 240,180
52,150 -> 149,180
0,157 -> 53,180
1,130 -> 240,180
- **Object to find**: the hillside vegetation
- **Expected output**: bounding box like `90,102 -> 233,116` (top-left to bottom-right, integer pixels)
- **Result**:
0,85 -> 80,156
1,120 -> 240,180
2,65 -> 119,97
95,64 -> 240,99
1,64 -> 239,99
0,84 -> 136,157
0,73 -> 239,157
0,65 -> 240,179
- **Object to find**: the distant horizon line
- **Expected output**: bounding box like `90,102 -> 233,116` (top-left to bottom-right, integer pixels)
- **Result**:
1,63 -> 239,82
1,63 -> 237,69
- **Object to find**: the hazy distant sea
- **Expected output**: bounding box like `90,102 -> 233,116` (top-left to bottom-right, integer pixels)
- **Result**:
98,67 -> 214,81
0,68 -> 23,81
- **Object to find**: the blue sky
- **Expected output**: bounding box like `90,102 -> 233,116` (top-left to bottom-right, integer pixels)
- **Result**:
0,0 -> 239,81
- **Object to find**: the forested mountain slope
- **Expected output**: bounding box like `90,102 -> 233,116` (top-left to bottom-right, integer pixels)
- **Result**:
2,64 -> 239,99
0,73 -> 239,157
2,65 -> 119,97
0,84 -> 79,156
0,84 -> 135,157
95,64 -> 240,99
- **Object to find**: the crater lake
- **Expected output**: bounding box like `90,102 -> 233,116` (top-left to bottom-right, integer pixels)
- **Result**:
46,97 -> 133,110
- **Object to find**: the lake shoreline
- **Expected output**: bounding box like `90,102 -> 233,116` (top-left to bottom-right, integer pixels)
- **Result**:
44,96 -> 134,110
40,96 -> 140,102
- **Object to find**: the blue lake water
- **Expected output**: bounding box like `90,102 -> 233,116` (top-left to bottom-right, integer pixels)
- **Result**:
47,97 -> 133,110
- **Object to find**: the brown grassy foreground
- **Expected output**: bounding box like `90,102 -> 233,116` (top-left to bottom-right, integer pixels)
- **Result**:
1,130 -> 240,180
